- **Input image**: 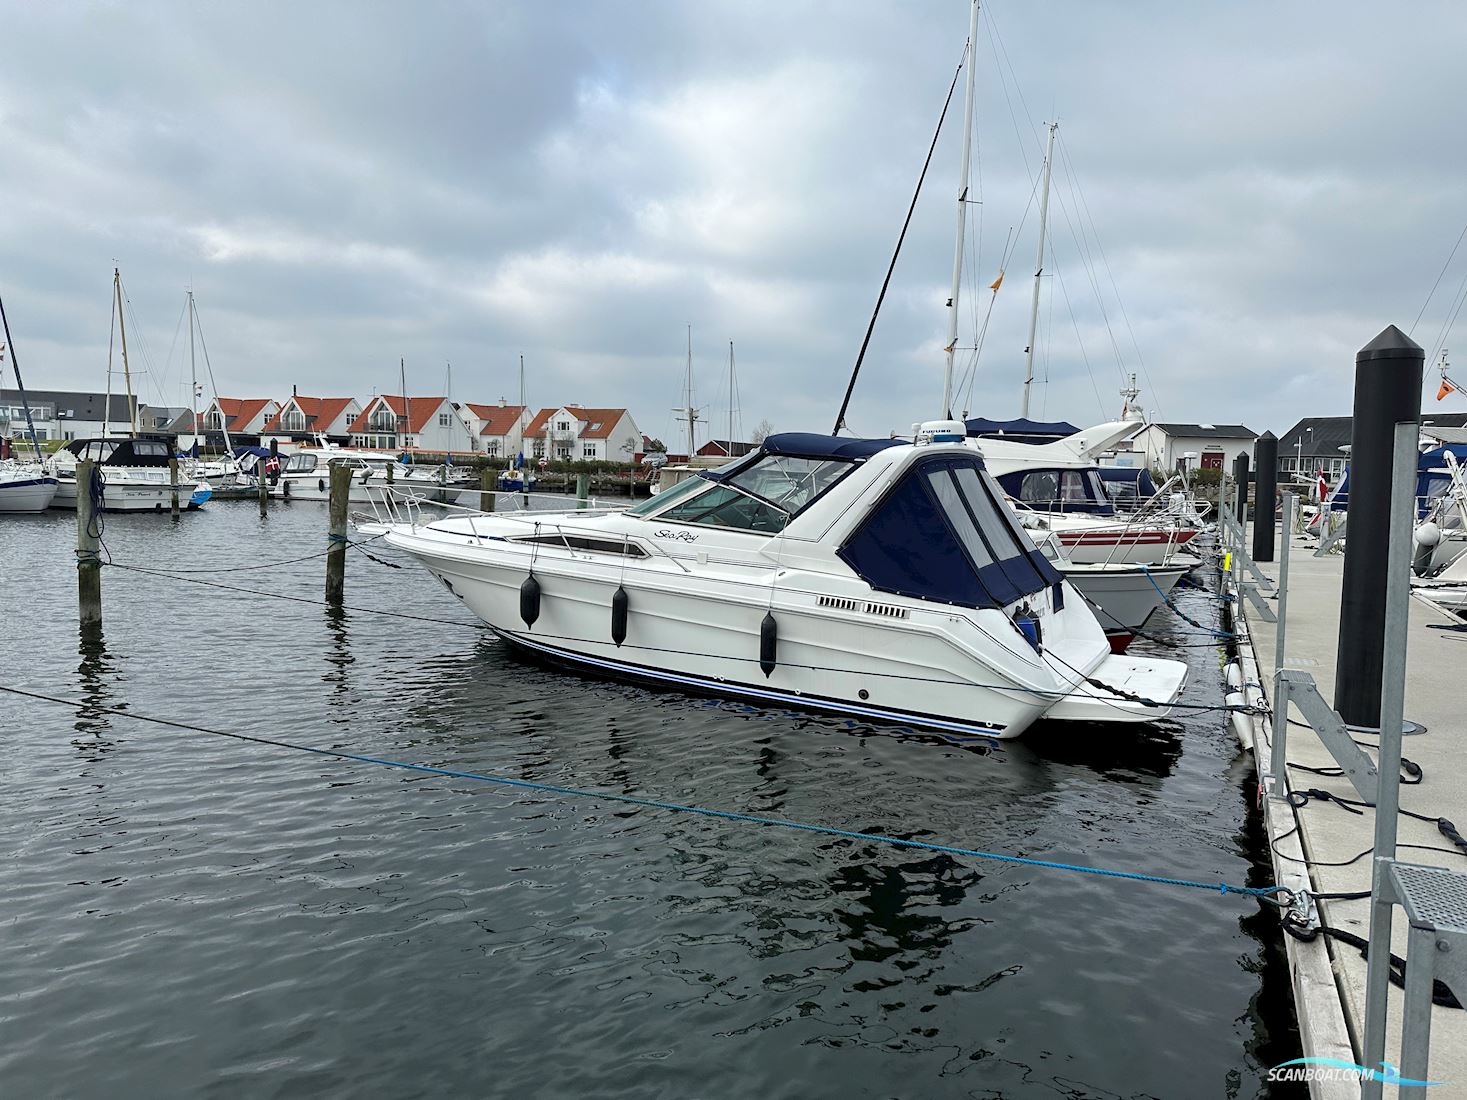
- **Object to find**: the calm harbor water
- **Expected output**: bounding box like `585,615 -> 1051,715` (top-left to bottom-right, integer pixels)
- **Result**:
1,500 -> 1301,1097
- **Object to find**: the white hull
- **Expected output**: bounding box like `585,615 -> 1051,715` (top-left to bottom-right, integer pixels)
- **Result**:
385,516 -> 1185,738
51,477 -> 196,513
1051,520 -> 1200,565
1062,562 -> 1191,639
0,475 -> 59,513
277,474 -> 452,504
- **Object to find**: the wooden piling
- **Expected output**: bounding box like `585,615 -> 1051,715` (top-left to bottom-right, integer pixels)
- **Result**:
326,463 -> 350,603
576,471 -> 590,510
479,469 -> 496,514
258,467 -> 268,515
76,460 -> 102,627
168,457 -> 180,517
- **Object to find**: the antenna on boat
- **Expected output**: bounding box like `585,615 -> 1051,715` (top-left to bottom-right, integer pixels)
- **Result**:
940,0 -> 982,421
1020,121 -> 1058,419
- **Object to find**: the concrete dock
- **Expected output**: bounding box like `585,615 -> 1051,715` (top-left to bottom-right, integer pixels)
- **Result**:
1232,524 -> 1467,1096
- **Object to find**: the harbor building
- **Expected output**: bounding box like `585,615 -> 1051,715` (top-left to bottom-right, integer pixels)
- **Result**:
1,387 -> 139,441
1132,422 -> 1257,472
261,395 -> 364,446
460,402 -> 533,459
346,395 -> 475,453
1278,413 -> 1467,482
523,406 -> 642,462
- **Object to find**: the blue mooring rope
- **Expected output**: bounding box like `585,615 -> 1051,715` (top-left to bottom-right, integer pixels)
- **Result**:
0,684 -> 1287,903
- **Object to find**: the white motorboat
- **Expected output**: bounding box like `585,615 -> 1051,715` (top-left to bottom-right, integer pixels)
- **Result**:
277,446 -> 424,503
1413,550 -> 1467,618
49,438 -> 205,513
380,425 -> 1188,739
1023,521 -> 1194,651
975,422 -> 1202,564
0,464 -> 58,512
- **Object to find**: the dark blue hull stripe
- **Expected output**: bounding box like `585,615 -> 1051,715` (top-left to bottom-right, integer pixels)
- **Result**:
493,628 -> 1009,736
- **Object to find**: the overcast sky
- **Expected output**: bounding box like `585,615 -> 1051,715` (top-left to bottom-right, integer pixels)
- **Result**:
3,1 -> 1466,449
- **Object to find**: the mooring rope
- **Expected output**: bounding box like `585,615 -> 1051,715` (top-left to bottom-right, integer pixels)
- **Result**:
2,683 -> 1289,904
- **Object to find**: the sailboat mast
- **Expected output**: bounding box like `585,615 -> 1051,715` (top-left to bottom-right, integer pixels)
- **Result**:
941,0 -> 981,419
0,293 -> 45,461
727,340 -> 736,452
114,268 -> 139,436
400,356 -> 412,460
188,290 -> 200,449
685,325 -> 697,456
1021,121 -> 1058,419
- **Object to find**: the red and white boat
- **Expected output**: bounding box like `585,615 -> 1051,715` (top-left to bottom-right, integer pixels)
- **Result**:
975,420 -> 1202,564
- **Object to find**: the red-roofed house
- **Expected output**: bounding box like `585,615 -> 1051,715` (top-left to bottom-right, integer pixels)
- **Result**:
199,397 -> 281,445
346,395 -> 474,453
523,406 -> 642,462
262,394 -> 364,445
461,401 -> 533,460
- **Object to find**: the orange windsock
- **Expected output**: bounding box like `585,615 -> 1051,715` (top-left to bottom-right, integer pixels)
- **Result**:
989,271 -> 1004,291
1439,378 -> 1458,401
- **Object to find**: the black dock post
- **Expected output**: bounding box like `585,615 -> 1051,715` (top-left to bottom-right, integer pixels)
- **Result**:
1232,451 -> 1249,523
76,460 -> 102,628
1333,325 -> 1423,728
326,464 -> 350,603
1251,432 -> 1278,562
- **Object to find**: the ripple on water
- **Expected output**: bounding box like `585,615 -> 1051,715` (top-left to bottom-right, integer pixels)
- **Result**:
0,505 -> 1300,1097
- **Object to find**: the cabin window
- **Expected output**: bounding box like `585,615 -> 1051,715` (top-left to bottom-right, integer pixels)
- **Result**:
840,455 -> 1061,611
1001,467 -> 1113,515
652,482 -> 787,533
285,453 -> 318,473
512,533 -> 648,558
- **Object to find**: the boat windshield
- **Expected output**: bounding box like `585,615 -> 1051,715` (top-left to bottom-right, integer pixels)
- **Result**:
285,453 -> 319,473
626,454 -> 854,533
726,455 -> 851,514
997,466 -> 1114,516
626,474 -> 709,516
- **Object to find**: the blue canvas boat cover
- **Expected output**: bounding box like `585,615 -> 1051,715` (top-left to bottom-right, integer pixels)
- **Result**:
840,452 -> 1063,610
964,417 -> 1079,442
1097,467 -> 1158,495
1328,444 -> 1467,513
760,433 -> 908,461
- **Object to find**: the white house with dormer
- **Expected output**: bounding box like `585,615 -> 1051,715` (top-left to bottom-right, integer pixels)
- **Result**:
346,395 -> 476,453
460,402 -> 533,460
522,406 -> 642,462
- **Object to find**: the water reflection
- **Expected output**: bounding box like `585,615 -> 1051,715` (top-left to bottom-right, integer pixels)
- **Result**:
1020,719 -> 1184,780
72,624 -> 117,751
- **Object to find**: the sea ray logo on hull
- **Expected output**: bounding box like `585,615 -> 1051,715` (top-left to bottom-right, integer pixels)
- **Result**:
655,529 -> 699,542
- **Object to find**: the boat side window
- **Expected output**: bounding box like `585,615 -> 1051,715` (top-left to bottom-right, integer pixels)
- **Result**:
954,467 -> 1041,557
1018,470 -> 1059,506
653,483 -> 788,533
925,469 -> 997,568
286,453 -> 318,473
728,456 -> 851,514
626,474 -> 711,516
1060,470 -> 1089,504
92,441 -> 118,464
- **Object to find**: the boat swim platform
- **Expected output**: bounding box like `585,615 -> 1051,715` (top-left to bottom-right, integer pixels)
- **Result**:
1231,523 -> 1467,1097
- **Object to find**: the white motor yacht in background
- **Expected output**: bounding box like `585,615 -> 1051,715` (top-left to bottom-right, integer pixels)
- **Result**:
381,424 -> 1188,739
976,420 -> 1202,564
50,438 -> 206,513
278,445 -> 426,503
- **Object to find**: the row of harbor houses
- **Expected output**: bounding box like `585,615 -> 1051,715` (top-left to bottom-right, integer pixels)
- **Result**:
1,388 -> 644,463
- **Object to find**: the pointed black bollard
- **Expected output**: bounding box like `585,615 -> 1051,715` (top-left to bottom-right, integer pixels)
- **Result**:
1333,325 -> 1423,729
1252,432 -> 1278,562
1233,450 -> 1250,523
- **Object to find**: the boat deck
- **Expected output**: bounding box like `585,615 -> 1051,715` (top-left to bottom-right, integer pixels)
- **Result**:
1236,523 -> 1467,1095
